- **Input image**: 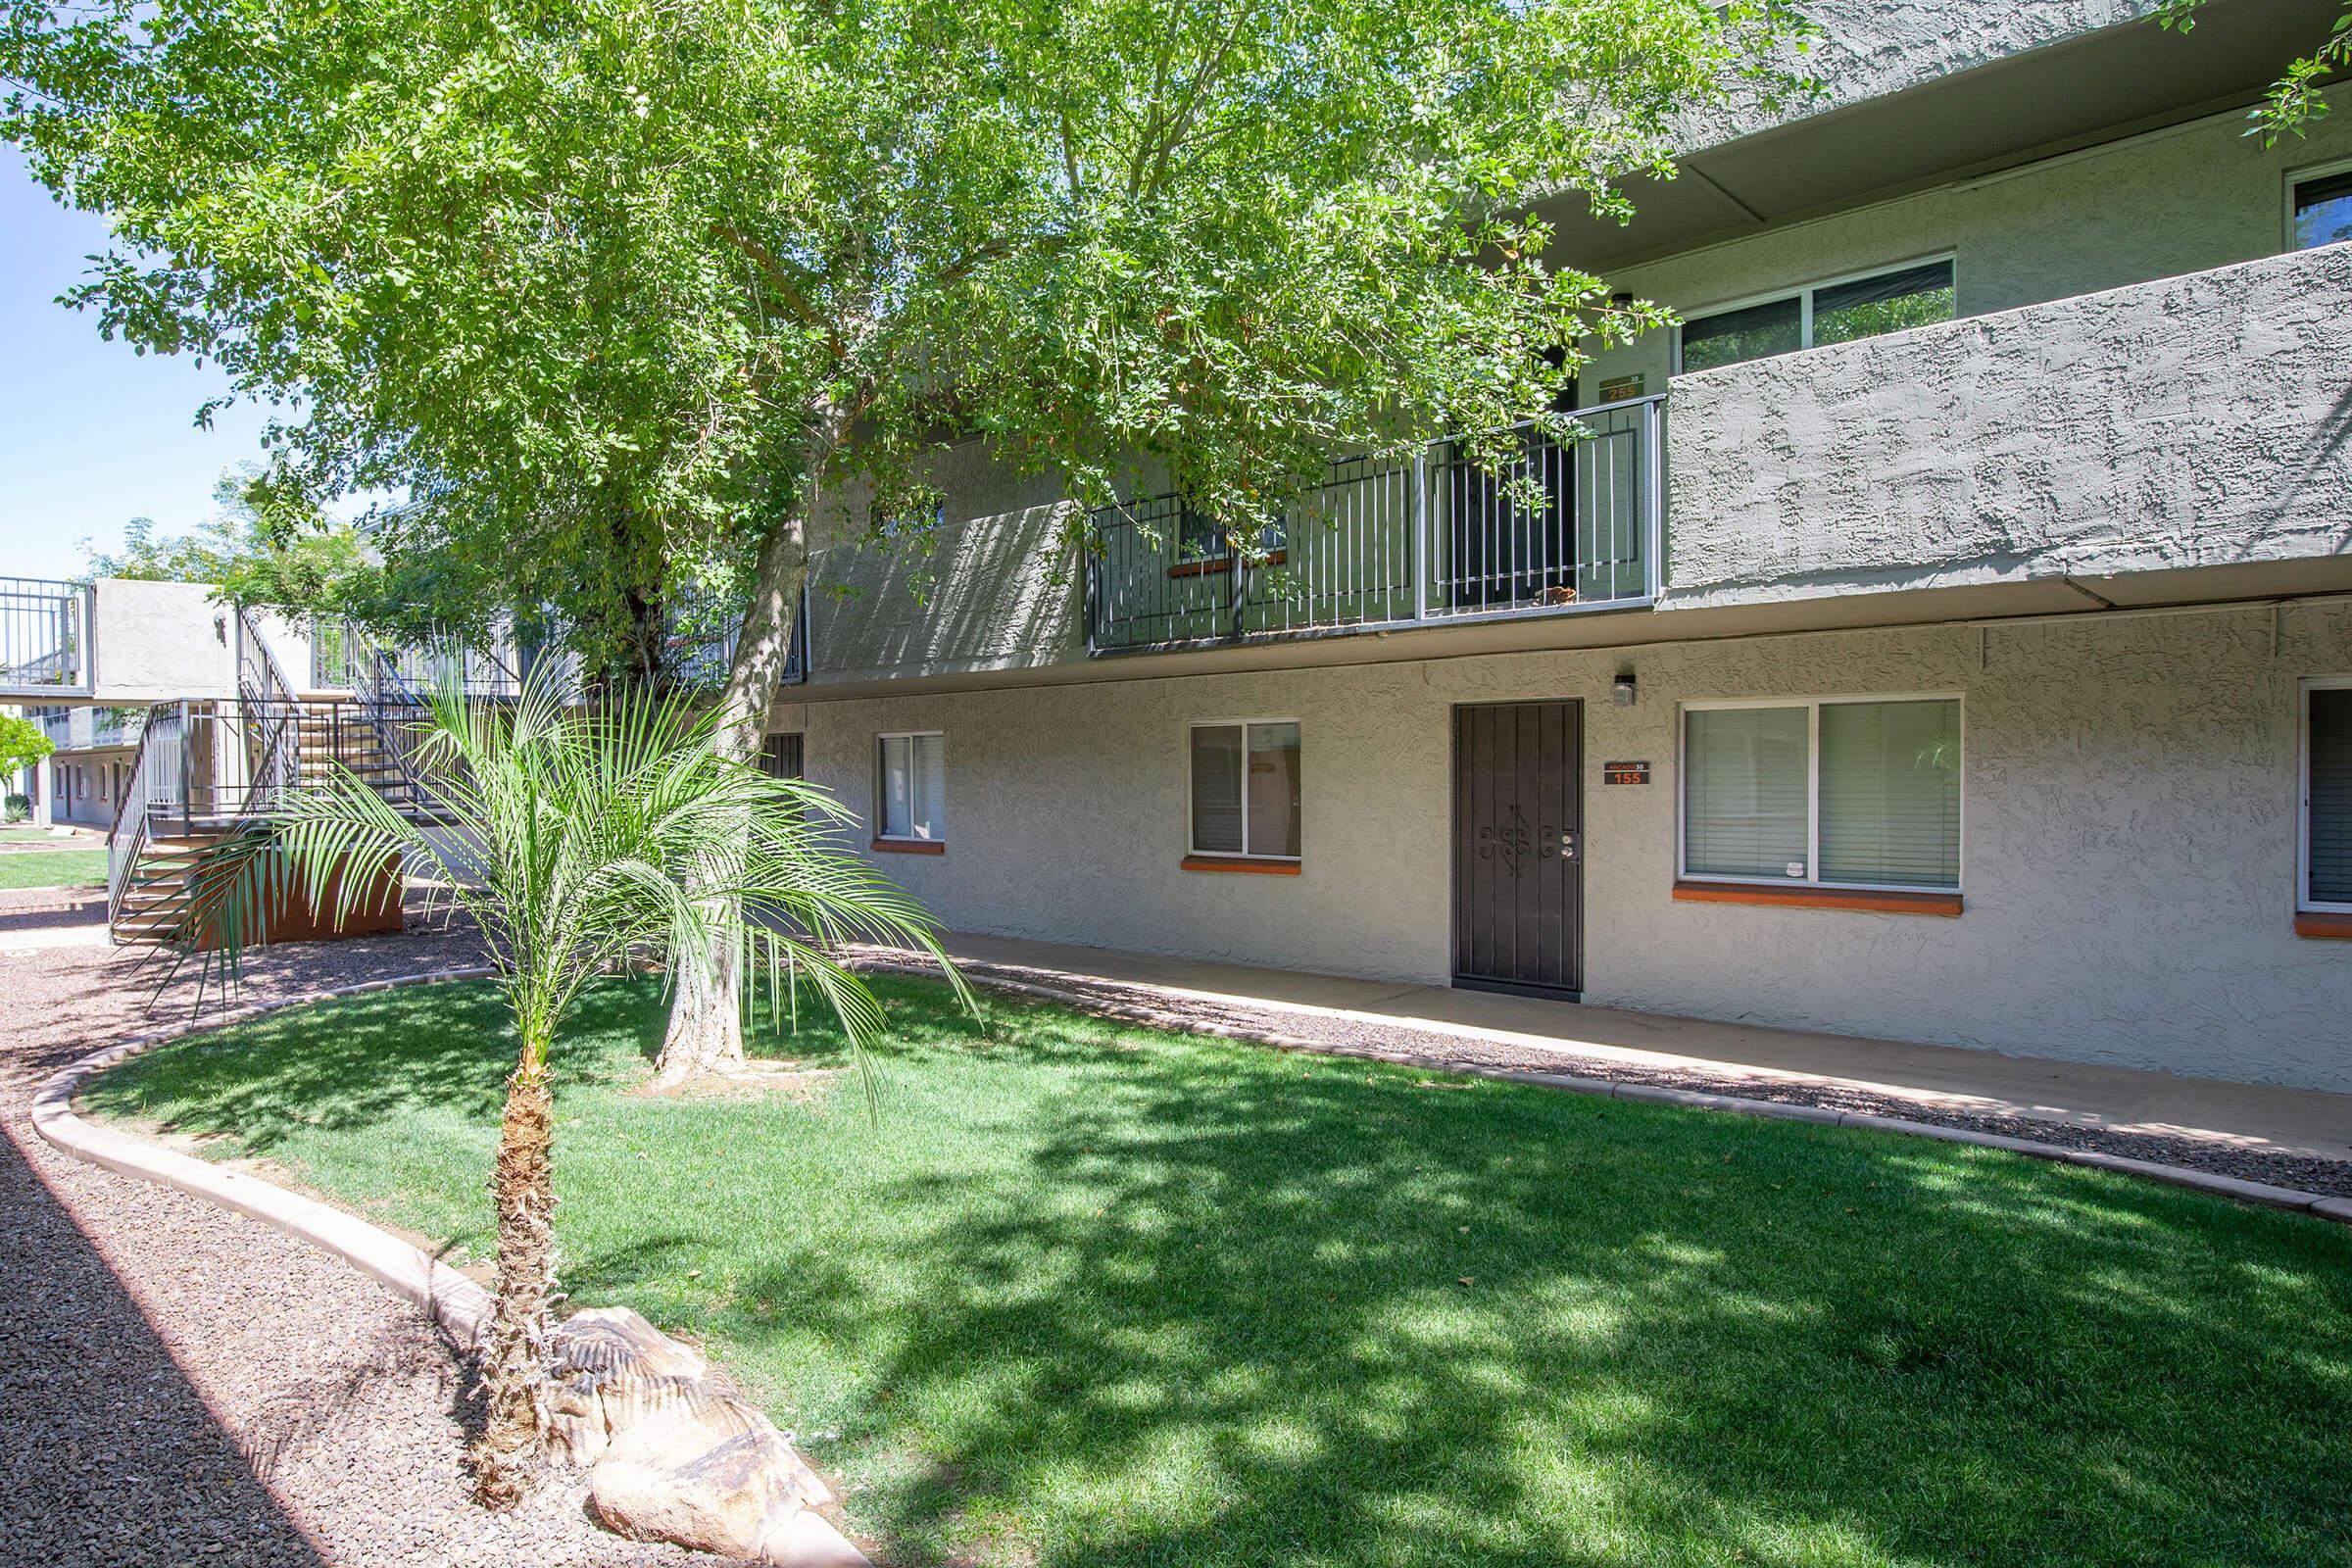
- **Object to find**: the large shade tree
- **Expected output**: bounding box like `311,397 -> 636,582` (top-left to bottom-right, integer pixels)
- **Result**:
2,0 -> 1806,1073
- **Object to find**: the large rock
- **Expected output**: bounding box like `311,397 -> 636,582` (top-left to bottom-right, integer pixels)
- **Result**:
548,1305 -> 729,1464
550,1306 -> 866,1566
587,1407 -> 839,1561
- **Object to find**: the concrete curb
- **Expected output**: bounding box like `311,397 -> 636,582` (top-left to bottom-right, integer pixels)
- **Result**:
28,964 -> 874,1566
30,966 -> 504,1347
860,959 -> 2352,1227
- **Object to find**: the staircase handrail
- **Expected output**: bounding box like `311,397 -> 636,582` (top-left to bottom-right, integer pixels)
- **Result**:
105,701 -> 182,937
234,607 -> 303,817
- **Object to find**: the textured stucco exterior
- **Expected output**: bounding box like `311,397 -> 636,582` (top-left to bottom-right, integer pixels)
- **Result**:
1585,103 -> 2352,391
781,602 -> 2352,1093
50,746 -> 136,828
1660,245 -> 2352,608
808,447 -> 1083,683
88,580 -> 235,704
1672,1 -> 2164,153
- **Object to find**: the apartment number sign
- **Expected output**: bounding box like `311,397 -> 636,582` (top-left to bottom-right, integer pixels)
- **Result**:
1602,760 -> 1650,786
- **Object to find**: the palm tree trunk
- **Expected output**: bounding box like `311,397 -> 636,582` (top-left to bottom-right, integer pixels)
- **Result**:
471,1053 -> 558,1507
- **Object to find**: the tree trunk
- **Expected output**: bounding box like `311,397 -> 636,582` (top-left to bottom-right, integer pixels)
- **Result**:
470,1055 -> 558,1508
652,416 -> 836,1083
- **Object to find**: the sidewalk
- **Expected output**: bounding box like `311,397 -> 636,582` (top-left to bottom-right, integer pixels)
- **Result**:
906,931 -> 2352,1168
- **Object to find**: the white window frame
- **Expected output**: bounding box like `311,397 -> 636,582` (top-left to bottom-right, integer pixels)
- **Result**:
1678,693 -> 1966,894
1186,717 -> 1303,862
2285,155 -> 2352,252
1673,252 -> 1960,374
2300,676 -> 2352,914
874,730 -> 946,843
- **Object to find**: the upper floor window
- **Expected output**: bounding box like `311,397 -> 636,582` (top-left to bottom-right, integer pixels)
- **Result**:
1189,720 -> 1301,860
2304,680 -> 2352,913
760,732 -> 805,781
1677,259 -> 1956,375
876,731 -> 945,843
2291,166 -> 2352,251
1683,697 -> 1962,892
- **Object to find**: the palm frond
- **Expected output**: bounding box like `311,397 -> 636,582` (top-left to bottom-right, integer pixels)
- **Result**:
155,667 -> 967,1087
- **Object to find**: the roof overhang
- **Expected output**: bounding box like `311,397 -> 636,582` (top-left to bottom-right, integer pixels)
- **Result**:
1537,0 -> 2345,274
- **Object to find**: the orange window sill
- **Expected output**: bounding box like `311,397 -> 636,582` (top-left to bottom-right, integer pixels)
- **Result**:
2295,910 -> 2352,941
1673,880 -> 1962,916
1182,855 -> 1301,875
871,838 -> 945,856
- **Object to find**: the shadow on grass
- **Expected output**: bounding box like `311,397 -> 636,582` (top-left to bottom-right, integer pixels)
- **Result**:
87,975 -> 2352,1568
719,991 -> 2352,1568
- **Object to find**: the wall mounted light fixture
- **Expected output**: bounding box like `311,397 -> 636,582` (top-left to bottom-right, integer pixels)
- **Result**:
1612,670 -> 1638,708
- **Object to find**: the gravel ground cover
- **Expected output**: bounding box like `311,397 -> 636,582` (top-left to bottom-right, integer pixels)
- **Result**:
854,949 -> 2352,1200
0,906 -> 714,1568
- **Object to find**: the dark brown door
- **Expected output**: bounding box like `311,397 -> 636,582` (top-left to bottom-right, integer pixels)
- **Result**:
1452,701 -> 1583,998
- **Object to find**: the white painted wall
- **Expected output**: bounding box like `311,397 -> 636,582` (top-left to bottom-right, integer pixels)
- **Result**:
89,580 -> 236,704
778,601 -> 2352,1092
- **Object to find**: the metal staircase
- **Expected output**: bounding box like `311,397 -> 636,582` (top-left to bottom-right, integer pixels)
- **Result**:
104,611 -> 431,947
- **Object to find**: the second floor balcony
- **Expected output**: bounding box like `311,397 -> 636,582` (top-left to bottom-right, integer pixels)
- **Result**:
1068,242 -> 2352,662
0,577 -> 92,699
1084,398 -> 1664,655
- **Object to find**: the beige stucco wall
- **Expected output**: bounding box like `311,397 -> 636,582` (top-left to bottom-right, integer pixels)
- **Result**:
805,109 -> 2352,685
778,600 -> 2352,1092
51,746 -> 137,828
1671,0 -> 2165,155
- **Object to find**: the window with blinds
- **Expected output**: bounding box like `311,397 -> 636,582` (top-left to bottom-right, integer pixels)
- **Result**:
2308,686 -> 2352,908
877,732 -> 946,841
1684,707 -> 1810,879
1190,721 -> 1301,858
1683,698 -> 1962,891
1820,700 -> 1962,888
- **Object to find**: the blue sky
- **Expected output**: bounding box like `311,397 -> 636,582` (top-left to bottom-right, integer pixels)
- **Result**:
0,150 -> 281,581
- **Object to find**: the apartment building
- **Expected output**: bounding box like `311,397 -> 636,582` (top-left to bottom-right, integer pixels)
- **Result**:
772,0 -> 2352,1094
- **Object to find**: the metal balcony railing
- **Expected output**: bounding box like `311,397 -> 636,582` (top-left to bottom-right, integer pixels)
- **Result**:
311,616 -> 522,700
31,704 -> 146,751
0,577 -> 93,695
315,585 -> 809,698
664,581 -> 809,691
1085,397 -> 1662,654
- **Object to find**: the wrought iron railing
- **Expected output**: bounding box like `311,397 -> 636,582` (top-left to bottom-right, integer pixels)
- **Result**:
30,704 -> 146,751
106,702 -> 179,925
664,581 -> 809,691
1085,396 -> 1663,654
310,615 -> 523,700
235,609 -> 302,821
0,577 -> 93,694
314,595 -> 806,697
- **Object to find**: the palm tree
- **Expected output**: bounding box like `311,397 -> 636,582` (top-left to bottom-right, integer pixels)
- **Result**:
172,675 -> 966,1505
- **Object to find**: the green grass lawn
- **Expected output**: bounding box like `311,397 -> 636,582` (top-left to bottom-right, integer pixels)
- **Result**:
86,977 -> 2352,1568
0,848 -> 108,888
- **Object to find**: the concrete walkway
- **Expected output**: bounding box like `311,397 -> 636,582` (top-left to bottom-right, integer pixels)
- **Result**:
915,931 -> 2352,1165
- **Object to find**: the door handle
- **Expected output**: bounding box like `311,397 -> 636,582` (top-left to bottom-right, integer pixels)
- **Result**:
1559,830 -> 1579,861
